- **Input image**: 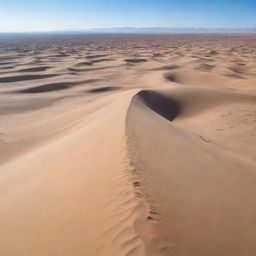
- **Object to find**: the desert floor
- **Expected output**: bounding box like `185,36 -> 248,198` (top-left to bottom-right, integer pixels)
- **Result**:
0,34 -> 256,256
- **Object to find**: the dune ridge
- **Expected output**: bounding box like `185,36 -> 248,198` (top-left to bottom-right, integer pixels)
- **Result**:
125,86 -> 256,255
0,89 -> 153,256
1,86 -> 255,255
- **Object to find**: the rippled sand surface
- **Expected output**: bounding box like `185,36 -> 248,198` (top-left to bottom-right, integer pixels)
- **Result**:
1,34 -> 256,256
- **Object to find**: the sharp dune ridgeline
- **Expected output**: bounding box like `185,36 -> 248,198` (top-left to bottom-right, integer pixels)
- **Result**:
0,34 -> 256,256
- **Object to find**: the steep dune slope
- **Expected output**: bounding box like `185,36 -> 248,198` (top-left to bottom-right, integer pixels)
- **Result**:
0,90 -> 153,256
126,87 -> 256,255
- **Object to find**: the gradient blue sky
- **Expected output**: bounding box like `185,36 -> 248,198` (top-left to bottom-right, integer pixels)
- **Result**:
0,0 -> 255,32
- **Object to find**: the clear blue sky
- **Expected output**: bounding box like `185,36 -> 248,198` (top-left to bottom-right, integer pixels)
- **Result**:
0,0 -> 255,32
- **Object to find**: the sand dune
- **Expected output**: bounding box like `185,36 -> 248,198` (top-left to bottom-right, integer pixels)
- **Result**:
0,74 -> 58,83
127,88 -> 256,255
18,79 -> 100,93
0,34 -> 256,255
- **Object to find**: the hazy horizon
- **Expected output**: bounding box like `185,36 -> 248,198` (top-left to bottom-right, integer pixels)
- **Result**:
1,27 -> 256,34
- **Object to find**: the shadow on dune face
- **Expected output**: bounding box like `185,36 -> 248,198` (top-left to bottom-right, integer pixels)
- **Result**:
18,79 -> 100,93
68,66 -> 113,72
0,74 -> 58,83
75,61 -> 93,67
138,90 -> 180,121
87,86 -> 121,93
137,86 -> 256,123
196,63 -> 215,72
163,72 -> 179,83
0,66 -> 14,70
91,58 -> 113,63
226,73 -> 245,79
20,82 -> 75,93
125,58 -> 147,63
18,66 -> 51,72
0,62 -> 17,66
151,64 -> 180,71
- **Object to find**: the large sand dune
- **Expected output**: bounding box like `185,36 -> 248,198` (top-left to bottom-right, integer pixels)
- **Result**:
0,34 -> 256,255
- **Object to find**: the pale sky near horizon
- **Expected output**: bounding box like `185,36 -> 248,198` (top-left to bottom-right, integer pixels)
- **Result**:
0,0 -> 255,32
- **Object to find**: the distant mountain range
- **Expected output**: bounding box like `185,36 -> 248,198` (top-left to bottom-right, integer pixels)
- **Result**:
56,27 -> 256,34
1,27 -> 256,34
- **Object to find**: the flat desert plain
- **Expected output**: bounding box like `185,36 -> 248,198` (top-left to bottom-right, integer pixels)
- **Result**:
0,34 -> 256,256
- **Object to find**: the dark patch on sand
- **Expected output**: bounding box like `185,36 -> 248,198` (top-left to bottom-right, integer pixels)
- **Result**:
0,74 -> 58,83
18,79 -> 100,93
125,58 -> 147,63
18,66 -> 51,72
87,86 -> 121,93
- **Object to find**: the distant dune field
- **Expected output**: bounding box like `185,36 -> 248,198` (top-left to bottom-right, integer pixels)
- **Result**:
0,34 -> 256,256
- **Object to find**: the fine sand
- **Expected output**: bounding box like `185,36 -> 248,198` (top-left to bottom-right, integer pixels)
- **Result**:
0,34 -> 256,255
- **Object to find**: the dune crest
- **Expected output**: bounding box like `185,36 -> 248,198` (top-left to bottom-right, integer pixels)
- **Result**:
126,87 -> 256,255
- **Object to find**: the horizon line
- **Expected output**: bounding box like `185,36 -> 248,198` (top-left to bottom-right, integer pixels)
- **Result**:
1,26 -> 256,34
